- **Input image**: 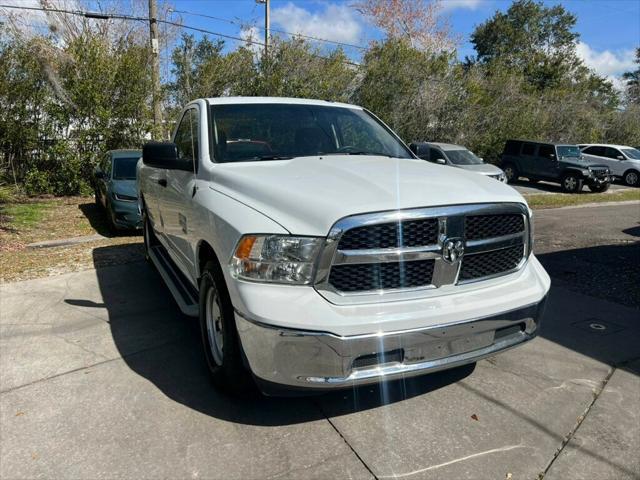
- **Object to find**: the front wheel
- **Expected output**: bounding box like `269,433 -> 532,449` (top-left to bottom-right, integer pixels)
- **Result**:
199,261 -> 253,394
624,170 -> 639,187
588,183 -> 610,193
561,174 -> 583,193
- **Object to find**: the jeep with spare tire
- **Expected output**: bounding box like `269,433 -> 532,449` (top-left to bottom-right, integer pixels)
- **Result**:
500,140 -> 611,193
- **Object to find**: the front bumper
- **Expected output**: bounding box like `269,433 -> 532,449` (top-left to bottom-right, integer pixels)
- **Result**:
110,200 -> 142,229
236,296 -> 547,391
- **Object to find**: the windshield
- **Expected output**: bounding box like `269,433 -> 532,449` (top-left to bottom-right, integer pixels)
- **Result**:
445,149 -> 484,165
210,103 -> 413,162
621,148 -> 640,160
112,157 -> 139,180
557,146 -> 581,158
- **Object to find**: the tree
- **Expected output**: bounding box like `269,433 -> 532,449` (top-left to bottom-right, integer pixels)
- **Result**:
622,48 -> 640,105
470,0 -> 581,89
352,0 -> 456,53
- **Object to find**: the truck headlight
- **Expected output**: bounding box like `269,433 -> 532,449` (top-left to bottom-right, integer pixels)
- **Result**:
230,235 -> 324,285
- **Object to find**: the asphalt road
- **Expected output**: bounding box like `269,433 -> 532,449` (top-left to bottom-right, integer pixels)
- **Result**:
512,179 -> 630,195
1,203 -> 639,480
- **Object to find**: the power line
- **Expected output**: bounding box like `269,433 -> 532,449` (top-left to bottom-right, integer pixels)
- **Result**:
168,8 -> 367,51
0,3 -> 361,66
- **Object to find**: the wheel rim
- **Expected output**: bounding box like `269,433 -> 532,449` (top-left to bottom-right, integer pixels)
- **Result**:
564,177 -> 577,191
505,167 -> 515,181
627,172 -> 638,185
205,286 -> 224,366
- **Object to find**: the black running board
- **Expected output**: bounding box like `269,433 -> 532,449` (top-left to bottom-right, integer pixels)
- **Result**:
148,245 -> 199,317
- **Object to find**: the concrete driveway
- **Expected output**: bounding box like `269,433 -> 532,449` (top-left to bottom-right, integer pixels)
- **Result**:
1,203 -> 639,480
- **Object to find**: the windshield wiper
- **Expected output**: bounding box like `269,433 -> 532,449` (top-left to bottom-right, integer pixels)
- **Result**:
324,151 -> 394,158
249,155 -> 294,161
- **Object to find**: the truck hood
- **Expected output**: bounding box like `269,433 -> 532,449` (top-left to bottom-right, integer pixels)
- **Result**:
560,158 -> 608,170
211,155 -> 526,236
456,163 -> 504,175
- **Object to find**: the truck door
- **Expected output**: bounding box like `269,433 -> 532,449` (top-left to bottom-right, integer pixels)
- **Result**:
519,142 -> 537,176
160,107 -> 199,278
536,144 -> 559,179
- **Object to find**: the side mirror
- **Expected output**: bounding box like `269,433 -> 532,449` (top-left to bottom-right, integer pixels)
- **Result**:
143,142 -> 191,171
549,154 -> 556,159
435,158 -> 446,165
617,155 -> 625,160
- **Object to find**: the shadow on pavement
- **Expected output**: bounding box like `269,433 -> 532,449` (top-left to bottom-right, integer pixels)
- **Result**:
78,240 -> 639,427
82,244 -> 475,427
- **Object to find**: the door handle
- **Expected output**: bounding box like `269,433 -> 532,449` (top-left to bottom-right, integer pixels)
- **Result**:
158,179 -> 167,187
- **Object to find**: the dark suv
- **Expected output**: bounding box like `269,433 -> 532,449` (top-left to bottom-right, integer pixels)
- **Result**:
500,140 -> 610,193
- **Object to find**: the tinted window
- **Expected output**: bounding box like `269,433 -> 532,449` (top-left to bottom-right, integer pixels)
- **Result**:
538,144 -> 555,159
604,147 -> 622,159
112,157 -> 139,180
504,140 -> 520,155
584,146 -> 605,156
430,148 -> 445,162
521,143 -> 536,156
211,103 -> 412,163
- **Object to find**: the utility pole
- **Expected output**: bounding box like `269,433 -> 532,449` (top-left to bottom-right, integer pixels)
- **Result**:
148,0 -> 162,140
256,0 -> 270,58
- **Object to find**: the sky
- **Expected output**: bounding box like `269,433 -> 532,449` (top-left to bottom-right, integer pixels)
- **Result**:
2,0 -> 639,87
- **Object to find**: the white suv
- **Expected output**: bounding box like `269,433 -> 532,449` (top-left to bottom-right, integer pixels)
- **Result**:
138,97 -> 550,395
579,144 -> 640,186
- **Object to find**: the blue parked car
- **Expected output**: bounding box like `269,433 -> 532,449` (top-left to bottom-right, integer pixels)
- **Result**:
93,150 -> 142,231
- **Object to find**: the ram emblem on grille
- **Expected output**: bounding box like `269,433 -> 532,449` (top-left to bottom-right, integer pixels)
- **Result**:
442,238 -> 465,264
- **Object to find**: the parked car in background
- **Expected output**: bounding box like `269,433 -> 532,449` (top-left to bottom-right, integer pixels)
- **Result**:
94,149 -> 142,231
137,97 -> 550,395
578,144 -> 640,187
410,142 -> 507,182
500,140 -> 610,193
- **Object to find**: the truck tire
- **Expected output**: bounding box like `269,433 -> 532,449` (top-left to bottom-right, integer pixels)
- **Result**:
623,170 -> 639,187
503,164 -> 519,184
561,173 -> 583,193
588,183 -> 610,193
199,260 -> 253,394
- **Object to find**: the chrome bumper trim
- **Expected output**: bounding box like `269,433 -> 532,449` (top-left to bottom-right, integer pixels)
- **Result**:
235,296 -> 547,390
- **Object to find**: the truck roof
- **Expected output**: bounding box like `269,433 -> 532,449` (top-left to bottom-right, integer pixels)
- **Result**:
203,96 -> 362,110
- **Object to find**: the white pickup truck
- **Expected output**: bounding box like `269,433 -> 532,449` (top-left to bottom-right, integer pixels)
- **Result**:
138,97 -> 550,395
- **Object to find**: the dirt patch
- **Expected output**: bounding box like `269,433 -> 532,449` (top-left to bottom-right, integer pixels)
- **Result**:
1,196 -> 142,283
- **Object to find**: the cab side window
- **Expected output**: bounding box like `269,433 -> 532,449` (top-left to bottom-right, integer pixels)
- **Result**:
174,108 -> 199,172
538,144 -> 555,159
521,143 -> 536,156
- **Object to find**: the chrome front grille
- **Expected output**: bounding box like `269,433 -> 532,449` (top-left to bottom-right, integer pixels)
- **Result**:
314,203 -> 530,304
337,218 -> 438,250
465,214 -> 524,240
459,244 -> 524,281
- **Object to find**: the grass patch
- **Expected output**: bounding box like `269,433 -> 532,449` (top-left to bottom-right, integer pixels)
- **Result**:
1,195 -> 142,282
526,189 -> 640,209
1,201 -> 53,230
